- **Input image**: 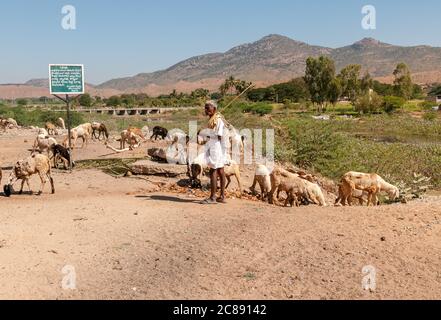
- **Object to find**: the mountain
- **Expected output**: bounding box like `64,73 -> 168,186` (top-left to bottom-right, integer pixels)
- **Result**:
98,34 -> 332,92
97,35 -> 441,94
2,34 -> 441,98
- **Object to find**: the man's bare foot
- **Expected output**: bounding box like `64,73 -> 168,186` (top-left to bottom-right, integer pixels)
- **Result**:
200,198 -> 217,205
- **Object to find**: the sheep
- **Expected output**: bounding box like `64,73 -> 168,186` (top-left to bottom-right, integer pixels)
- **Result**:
269,167 -> 327,207
45,122 -> 57,135
250,164 -> 272,201
342,171 -> 400,206
4,154 -> 55,196
33,134 -> 57,156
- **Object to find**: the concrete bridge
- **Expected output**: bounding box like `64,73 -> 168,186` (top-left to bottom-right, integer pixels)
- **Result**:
52,107 -> 198,116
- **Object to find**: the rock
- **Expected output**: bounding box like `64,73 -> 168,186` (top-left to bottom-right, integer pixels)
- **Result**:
381,237 -> 386,242
148,148 -> 167,161
129,160 -> 188,177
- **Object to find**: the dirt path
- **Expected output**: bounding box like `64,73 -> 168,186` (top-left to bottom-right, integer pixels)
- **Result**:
1,130 -> 441,300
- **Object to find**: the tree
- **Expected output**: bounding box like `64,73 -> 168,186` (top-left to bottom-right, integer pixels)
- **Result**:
16,98 -> 28,106
393,63 -> 413,100
79,93 -> 92,108
382,96 -> 406,114
190,88 -> 209,99
220,76 -> 237,96
106,96 -> 121,107
372,80 -> 395,96
429,84 -> 441,96
304,56 -> 336,112
360,72 -> 374,94
338,64 -> 362,103
328,78 -> 342,107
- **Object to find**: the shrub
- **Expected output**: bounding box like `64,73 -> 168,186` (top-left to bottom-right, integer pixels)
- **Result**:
423,111 -> 437,121
0,106 -> 84,127
382,96 -> 406,113
354,92 -> 383,114
16,98 -> 28,106
419,101 -> 438,111
252,103 -> 273,116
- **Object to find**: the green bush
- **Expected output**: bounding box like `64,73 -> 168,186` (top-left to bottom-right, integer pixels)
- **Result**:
252,103 -> 273,116
16,98 -> 28,106
354,92 -> 383,114
419,100 -> 438,111
382,96 -> 406,114
222,102 -> 273,116
0,106 -> 84,127
423,111 -> 438,121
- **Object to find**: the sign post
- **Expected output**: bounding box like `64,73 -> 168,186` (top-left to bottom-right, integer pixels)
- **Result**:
49,64 -> 84,170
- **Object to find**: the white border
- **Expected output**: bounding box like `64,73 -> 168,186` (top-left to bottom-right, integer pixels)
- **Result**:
49,64 -> 85,95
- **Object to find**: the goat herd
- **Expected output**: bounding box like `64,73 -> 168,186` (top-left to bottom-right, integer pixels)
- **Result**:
0,117 -> 401,209
0,116 -> 187,197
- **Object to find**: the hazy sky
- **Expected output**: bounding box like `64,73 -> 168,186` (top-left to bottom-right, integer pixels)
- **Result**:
0,0 -> 440,84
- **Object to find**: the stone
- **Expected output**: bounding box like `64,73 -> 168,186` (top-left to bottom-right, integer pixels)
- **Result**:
129,160 -> 188,177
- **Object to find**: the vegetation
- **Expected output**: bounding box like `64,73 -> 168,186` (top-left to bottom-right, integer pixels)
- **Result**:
0,105 -> 84,127
278,115 -> 441,188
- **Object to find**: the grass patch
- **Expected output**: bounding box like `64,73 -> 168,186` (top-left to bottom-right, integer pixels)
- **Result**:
278,115 -> 441,188
75,158 -> 140,176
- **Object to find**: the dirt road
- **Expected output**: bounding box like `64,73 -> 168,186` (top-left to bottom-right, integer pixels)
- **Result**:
1,130 -> 441,300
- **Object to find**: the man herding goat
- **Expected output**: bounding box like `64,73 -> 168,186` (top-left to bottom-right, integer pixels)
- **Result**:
199,100 -> 229,205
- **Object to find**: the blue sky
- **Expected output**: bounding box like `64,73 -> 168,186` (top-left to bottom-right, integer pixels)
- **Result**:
0,0 -> 440,84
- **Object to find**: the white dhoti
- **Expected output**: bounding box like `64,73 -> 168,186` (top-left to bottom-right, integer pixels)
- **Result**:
204,117 -> 228,170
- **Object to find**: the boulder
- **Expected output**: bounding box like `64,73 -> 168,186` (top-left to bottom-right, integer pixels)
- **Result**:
129,160 -> 188,177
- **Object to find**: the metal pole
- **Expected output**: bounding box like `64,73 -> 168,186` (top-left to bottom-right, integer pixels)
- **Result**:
66,94 -> 73,170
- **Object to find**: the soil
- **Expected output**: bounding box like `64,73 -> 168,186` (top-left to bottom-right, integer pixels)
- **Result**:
1,129 -> 441,300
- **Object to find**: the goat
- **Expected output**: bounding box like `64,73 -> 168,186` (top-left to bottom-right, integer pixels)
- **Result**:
92,122 -> 109,141
45,122 -> 57,135
187,152 -> 243,196
269,167 -> 327,207
250,164 -> 272,201
56,117 -> 66,130
4,154 -> 55,196
342,171 -> 400,206
120,130 -> 142,150
50,144 -> 74,169
33,134 -> 57,156
62,124 -> 91,149
151,126 -> 168,140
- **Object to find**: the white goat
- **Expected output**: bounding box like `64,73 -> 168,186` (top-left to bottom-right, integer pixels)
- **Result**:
250,164 -> 272,201
33,134 -> 57,156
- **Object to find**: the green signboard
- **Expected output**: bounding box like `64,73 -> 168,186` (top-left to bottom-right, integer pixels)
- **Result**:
49,64 -> 84,95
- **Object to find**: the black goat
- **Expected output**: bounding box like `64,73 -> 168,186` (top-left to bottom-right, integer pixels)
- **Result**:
50,144 -> 75,169
151,126 -> 168,140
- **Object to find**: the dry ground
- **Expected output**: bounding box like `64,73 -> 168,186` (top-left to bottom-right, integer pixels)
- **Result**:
1,129 -> 441,300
